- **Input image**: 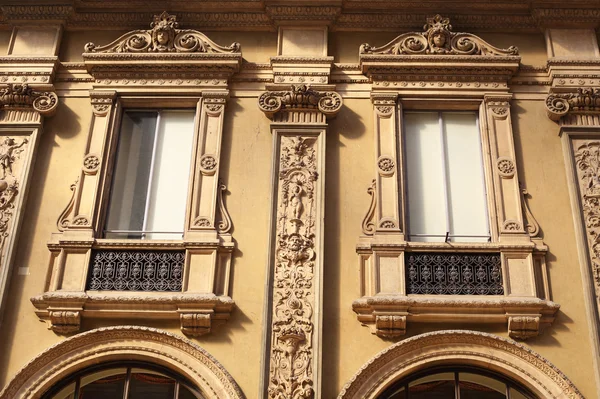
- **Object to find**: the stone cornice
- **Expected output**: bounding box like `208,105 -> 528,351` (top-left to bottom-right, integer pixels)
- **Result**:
1,2 -> 600,31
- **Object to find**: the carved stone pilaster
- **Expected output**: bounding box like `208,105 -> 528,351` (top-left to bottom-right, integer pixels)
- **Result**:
372,93 -> 402,234
260,84 -> 334,398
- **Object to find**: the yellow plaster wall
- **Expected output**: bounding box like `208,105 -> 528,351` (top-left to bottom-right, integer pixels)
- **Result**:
0,29 -> 12,55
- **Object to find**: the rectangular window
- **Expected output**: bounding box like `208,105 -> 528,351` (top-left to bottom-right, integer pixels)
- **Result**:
404,111 -> 489,242
105,110 -> 195,239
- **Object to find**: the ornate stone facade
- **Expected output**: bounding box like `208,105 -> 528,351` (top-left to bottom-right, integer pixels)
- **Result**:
0,4 -> 598,399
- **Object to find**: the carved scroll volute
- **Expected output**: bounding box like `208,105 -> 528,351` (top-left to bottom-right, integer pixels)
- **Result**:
372,93 -> 402,234
190,92 -> 228,232
484,95 -> 526,237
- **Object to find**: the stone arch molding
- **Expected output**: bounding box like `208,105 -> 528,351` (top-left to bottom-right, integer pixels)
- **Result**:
0,326 -> 245,399
338,330 -> 583,399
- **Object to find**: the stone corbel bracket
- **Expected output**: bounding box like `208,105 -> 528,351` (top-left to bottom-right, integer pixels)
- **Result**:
258,84 -> 342,123
0,83 -> 59,121
31,291 -> 234,337
353,296 -> 559,340
546,88 -> 600,126
359,15 -> 521,86
82,12 -> 242,90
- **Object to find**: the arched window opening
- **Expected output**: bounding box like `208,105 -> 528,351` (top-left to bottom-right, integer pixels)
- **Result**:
42,361 -> 205,399
379,367 -> 535,399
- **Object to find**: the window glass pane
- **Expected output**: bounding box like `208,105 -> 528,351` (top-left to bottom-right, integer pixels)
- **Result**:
459,373 -> 506,399
179,384 -> 206,399
50,381 -> 76,399
78,368 -> 127,399
144,111 -> 195,239
510,387 -> 533,399
405,112 -> 447,242
382,385 -> 405,399
128,369 -> 175,399
408,372 -> 455,398
442,113 -> 489,242
106,112 -> 158,238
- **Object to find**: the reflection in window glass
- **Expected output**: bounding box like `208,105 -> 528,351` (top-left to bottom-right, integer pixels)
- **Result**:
45,365 -> 205,399
460,372 -> 506,399
378,368 -> 535,399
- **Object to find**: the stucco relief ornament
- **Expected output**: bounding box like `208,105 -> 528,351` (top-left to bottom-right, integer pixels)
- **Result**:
359,14 -> 519,56
269,136 -> 318,399
0,84 -> 58,116
84,11 -> 241,54
575,142 -> 600,296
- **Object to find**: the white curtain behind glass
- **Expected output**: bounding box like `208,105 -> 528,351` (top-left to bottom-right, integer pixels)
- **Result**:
404,111 -> 489,242
105,110 -> 195,239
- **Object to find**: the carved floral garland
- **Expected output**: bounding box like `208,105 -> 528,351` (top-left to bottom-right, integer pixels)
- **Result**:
574,142 -> 600,303
268,136 -> 318,399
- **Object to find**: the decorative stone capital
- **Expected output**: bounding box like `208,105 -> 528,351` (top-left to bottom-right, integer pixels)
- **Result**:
546,88 -> 600,123
0,84 -> 58,116
49,310 -> 82,334
258,84 -> 342,121
375,314 -> 406,338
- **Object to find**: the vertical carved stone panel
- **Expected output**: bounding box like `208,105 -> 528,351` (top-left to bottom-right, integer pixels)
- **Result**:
572,140 -> 600,319
372,93 -> 402,234
268,133 -> 323,399
190,92 -> 228,231
484,95 -> 526,238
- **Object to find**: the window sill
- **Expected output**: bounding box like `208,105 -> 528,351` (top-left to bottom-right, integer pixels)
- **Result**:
31,291 -> 234,337
353,294 -> 559,340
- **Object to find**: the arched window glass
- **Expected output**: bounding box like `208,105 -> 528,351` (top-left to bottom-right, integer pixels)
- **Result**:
42,362 -> 205,399
379,367 -> 535,399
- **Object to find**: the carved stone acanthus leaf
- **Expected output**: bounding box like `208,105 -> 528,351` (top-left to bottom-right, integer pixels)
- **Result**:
361,180 -> 376,236
258,84 -> 342,119
502,219 -> 522,232
360,15 -> 518,56
84,12 -> 240,54
0,84 -> 58,116
546,88 -> 600,122
268,136 -> 318,399
574,142 -> 600,306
